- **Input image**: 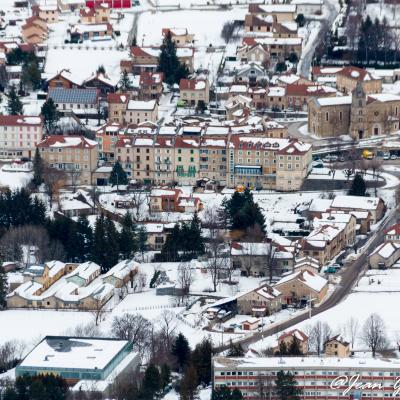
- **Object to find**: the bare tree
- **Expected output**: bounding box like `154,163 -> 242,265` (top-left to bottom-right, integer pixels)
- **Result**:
90,297 -> 107,327
361,313 -> 387,358
256,372 -> 274,400
0,340 -> 25,372
43,165 -> 67,208
345,317 -> 359,350
111,313 -> 152,355
221,21 -> 235,44
206,234 -> 228,292
68,322 -> 102,338
66,169 -> 81,193
310,321 -> 332,355
177,262 -> 193,304
158,310 -> 177,352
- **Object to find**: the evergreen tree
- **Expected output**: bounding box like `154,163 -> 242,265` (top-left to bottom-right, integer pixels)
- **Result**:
110,161 -> 128,188
157,31 -> 189,85
227,341 -> 244,357
137,225 -> 148,261
288,336 -> 302,355
222,188 -> 265,234
212,386 -> 243,400
180,365 -> 198,400
278,341 -> 288,356
22,61 -> 41,90
32,148 -> 44,187
191,338 -> 213,386
187,212 -> 204,256
160,223 -> 180,261
275,370 -> 302,400
92,215 -> 108,269
171,333 -> 191,372
0,265 -> 8,309
104,216 -> 120,272
7,85 -> 23,115
131,36 -> 137,46
119,70 -> 132,91
96,64 -> 106,74
75,216 -> 93,262
160,363 -> 171,388
41,98 -> 59,133
119,211 -> 137,259
348,173 -> 367,196
141,363 -> 161,399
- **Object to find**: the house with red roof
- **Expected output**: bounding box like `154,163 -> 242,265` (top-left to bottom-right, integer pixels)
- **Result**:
336,66 -> 382,95
385,223 -> 400,243
139,72 -> 164,100
179,78 -> 209,106
162,28 -> 194,46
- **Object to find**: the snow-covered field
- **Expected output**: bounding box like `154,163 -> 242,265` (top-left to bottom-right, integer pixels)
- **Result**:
137,8 -> 246,47
0,168 -> 33,189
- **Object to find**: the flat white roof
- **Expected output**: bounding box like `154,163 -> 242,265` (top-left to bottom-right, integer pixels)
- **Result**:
20,337 -> 130,370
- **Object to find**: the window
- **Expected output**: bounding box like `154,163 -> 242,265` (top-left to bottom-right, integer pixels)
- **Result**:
325,112 -> 329,122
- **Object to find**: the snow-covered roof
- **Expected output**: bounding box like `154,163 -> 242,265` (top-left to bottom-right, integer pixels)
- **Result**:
102,260 -> 139,280
316,96 -> 352,106
127,100 -> 157,111
19,337 -> 130,370
370,241 -> 400,259
231,242 -> 270,256
275,270 -> 327,293
331,195 -> 381,211
214,356 -> 400,369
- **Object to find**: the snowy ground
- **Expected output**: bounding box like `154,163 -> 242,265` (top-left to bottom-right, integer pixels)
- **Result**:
0,167 -> 33,189
249,268 -> 400,354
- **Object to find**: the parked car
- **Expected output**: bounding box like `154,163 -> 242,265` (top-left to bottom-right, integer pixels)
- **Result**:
330,263 -> 341,270
331,155 -> 338,162
383,153 -> 390,160
325,266 -> 337,274
390,154 -> 397,160
338,156 -> 345,162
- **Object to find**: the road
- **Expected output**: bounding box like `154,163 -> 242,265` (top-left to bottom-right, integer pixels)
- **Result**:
215,208 -> 398,352
297,0 -> 339,78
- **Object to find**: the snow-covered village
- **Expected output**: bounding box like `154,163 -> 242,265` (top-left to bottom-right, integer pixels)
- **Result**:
2,0 -> 400,398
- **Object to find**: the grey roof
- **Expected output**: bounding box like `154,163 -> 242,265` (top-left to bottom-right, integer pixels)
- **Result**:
48,88 -> 99,104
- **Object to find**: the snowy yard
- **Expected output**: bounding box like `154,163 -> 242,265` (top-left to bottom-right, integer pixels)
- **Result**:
0,168 -> 33,190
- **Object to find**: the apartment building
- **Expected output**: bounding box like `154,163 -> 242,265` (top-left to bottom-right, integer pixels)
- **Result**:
139,72 -> 164,100
95,122 -> 125,161
37,135 -> 98,185
107,92 -> 131,124
115,136 -> 154,183
48,88 -> 100,115
199,136 -> 228,186
213,356 -> 400,399
174,136 -> 200,186
125,100 -> 158,124
154,136 -> 175,185
227,136 -> 312,191
0,115 -> 44,159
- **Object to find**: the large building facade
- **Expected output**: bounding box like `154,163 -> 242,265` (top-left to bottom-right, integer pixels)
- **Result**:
308,83 -> 400,139
214,356 -> 400,400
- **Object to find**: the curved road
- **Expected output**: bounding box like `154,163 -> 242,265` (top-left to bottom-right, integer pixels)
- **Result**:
215,208 -> 397,352
297,0 -> 339,78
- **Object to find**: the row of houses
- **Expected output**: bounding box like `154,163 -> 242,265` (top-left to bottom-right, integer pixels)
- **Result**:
7,259 -> 138,309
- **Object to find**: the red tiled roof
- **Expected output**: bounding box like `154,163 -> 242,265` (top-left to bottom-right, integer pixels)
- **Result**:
107,93 -> 130,104
385,223 -> 400,236
140,71 -> 164,86
130,46 -> 154,58
38,135 -> 97,149
0,115 -> 43,127
337,66 -> 370,81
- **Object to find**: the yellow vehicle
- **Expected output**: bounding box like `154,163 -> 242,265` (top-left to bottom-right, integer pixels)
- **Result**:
362,149 -> 374,159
